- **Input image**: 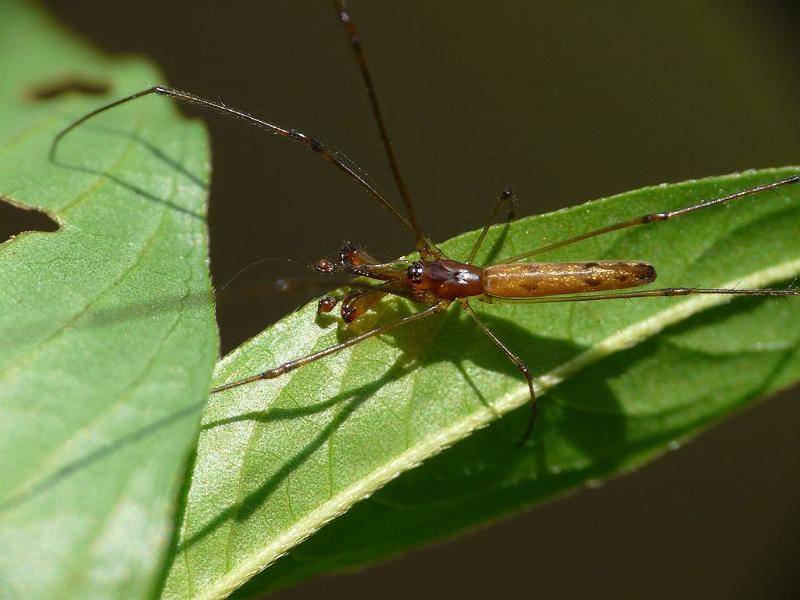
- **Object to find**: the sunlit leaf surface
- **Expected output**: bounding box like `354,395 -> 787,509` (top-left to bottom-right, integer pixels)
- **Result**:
162,168 -> 800,598
0,2 -> 216,598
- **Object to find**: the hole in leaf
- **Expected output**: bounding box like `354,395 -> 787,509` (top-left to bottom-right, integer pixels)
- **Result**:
0,197 -> 59,243
26,75 -> 110,101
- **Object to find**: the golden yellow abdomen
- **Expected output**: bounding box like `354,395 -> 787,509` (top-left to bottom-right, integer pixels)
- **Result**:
482,261 -> 656,298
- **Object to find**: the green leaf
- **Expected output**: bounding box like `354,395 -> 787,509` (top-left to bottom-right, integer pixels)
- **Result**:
160,167 -> 800,599
0,2 -> 216,599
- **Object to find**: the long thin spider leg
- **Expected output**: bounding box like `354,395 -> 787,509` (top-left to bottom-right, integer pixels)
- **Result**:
497,175 -> 800,264
217,277 -> 384,304
50,85 -> 414,233
489,287 -> 800,305
332,0 -> 433,256
460,301 -> 537,444
212,300 -> 448,394
466,187 -> 516,264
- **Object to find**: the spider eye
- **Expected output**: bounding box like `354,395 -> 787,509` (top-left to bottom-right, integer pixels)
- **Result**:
407,261 -> 424,283
338,242 -> 358,266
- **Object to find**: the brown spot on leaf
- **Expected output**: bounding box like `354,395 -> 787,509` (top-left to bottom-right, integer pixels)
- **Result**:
25,74 -> 111,101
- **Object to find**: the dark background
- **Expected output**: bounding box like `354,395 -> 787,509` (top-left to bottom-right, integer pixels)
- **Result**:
14,1 -> 800,598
